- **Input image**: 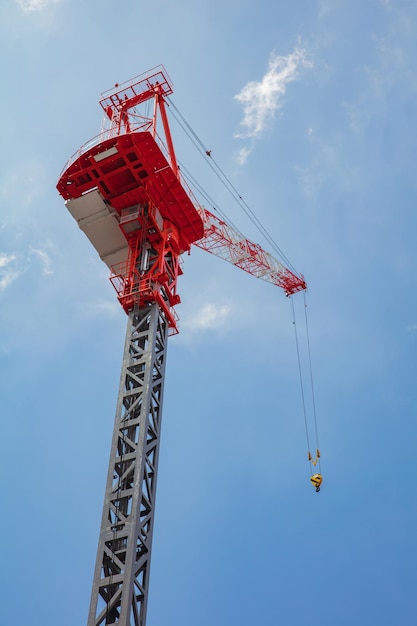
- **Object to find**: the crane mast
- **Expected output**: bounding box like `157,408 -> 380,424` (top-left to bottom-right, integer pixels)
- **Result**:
88,304 -> 167,625
56,66 -> 307,626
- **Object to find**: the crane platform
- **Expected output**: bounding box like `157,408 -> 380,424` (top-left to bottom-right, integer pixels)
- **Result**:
57,130 -> 204,254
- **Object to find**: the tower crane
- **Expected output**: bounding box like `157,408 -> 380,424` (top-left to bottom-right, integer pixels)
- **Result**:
57,65 -> 310,626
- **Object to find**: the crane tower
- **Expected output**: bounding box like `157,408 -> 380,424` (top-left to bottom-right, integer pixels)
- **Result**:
57,65 -> 306,626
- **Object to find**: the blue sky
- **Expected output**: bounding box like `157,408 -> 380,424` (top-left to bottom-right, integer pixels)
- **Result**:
1,0 -> 417,624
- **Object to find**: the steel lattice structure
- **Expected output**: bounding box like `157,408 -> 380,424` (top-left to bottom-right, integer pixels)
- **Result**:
195,207 -> 306,295
88,304 -> 168,626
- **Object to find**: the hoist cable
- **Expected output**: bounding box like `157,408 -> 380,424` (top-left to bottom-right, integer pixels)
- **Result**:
165,102 -> 243,231
205,147 -> 298,273
169,96 -> 297,271
303,292 -> 321,473
292,296 -> 323,477
177,159 -> 240,230
167,98 -> 300,275
166,96 -> 322,481
291,297 -> 311,456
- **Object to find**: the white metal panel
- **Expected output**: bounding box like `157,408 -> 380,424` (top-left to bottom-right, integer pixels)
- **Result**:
66,189 -> 129,269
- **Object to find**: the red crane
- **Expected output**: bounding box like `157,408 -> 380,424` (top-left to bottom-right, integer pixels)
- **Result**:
57,65 -> 307,626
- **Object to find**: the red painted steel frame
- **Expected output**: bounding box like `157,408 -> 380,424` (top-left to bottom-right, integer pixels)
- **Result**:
57,67 -> 203,332
195,207 -> 307,296
57,65 -> 307,333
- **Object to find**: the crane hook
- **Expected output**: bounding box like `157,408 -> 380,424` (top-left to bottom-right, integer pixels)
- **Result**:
310,473 -> 323,492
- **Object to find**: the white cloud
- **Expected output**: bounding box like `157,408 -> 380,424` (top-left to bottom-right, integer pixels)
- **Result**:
318,0 -> 336,18
0,253 -> 16,269
31,248 -> 54,276
15,0 -> 60,10
0,247 -> 55,292
183,302 -> 231,333
31,248 -> 53,275
0,253 -> 20,291
236,146 -> 253,166
234,48 -> 312,141
85,298 -> 121,317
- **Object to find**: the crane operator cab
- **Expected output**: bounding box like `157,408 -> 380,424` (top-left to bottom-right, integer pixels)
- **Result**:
310,473 -> 323,492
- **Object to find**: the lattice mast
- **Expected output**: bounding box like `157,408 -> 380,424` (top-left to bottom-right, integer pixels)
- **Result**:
87,303 -> 168,626
56,66 -> 306,626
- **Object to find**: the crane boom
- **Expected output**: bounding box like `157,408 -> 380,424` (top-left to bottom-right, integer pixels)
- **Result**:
195,207 -> 306,295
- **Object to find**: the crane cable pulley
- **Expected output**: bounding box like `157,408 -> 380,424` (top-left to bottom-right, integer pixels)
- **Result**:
308,449 -> 320,466
291,292 -> 323,492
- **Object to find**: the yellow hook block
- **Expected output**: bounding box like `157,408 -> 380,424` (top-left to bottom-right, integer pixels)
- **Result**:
310,473 -> 323,492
